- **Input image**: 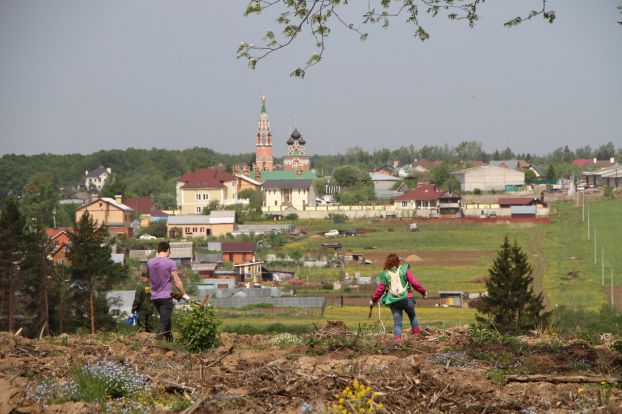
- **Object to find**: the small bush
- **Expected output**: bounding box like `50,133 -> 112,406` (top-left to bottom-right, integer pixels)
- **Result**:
468,325 -> 501,343
176,305 -> 221,353
474,188 -> 482,195
284,213 -> 299,221
611,340 -> 622,354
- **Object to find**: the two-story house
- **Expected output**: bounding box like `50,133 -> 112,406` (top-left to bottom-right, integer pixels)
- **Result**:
75,195 -> 134,237
262,179 -> 317,211
176,168 -> 238,214
46,227 -> 73,265
84,166 -> 111,191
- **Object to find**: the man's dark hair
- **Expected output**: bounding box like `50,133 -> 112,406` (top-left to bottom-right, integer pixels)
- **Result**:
157,241 -> 171,253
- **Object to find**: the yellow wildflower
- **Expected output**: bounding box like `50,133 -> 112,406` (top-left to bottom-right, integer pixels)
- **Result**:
578,388 -> 584,393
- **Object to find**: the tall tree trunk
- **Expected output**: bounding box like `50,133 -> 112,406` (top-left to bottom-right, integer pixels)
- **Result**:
89,280 -> 95,335
8,266 -> 15,334
41,252 -> 49,337
59,267 -> 64,334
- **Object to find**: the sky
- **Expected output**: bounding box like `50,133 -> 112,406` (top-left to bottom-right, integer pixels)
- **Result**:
0,1 -> 620,158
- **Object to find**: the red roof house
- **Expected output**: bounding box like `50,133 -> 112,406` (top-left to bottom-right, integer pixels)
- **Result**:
394,184 -> 445,209
46,227 -> 73,265
177,168 -> 235,189
124,197 -> 155,215
221,242 -> 257,264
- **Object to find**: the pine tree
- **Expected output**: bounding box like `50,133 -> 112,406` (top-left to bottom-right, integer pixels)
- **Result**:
0,198 -> 26,333
67,211 -> 126,334
21,219 -> 53,337
476,236 -> 546,333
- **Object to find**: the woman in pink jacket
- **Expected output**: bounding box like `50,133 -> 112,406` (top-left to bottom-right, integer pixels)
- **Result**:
370,253 -> 427,340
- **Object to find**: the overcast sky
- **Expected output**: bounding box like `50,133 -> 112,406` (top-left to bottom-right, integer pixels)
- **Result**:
0,1 -> 620,157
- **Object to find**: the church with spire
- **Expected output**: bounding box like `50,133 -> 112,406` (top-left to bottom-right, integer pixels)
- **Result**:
233,96 -> 316,187
253,95 -> 273,173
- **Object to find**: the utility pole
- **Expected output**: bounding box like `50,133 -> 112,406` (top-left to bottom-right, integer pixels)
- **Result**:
600,247 -> 605,286
582,191 -> 585,222
612,268 -> 615,310
594,228 -> 597,265
587,205 -> 590,240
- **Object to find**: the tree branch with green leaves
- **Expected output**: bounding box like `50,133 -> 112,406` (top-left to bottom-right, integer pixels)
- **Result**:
238,0 -> 558,77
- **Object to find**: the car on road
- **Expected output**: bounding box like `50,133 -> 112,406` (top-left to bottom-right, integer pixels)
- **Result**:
139,234 -> 157,240
339,229 -> 357,236
324,229 -> 339,238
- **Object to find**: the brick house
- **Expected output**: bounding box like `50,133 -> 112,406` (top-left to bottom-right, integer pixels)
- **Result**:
221,242 -> 256,264
176,168 -> 238,214
75,195 -> 134,237
46,227 -> 72,265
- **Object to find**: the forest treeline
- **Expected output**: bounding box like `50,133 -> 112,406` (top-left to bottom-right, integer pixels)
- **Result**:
1,141 -> 618,206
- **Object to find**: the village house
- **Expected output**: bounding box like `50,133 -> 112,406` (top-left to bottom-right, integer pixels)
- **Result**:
124,197 -> 168,227
498,196 -> 549,218
412,159 -> 443,173
393,184 -> 462,216
368,172 -> 402,198
166,210 -> 236,239
262,178 -> 317,211
581,162 -> 621,189
450,165 -> 525,192
221,242 -> 256,264
176,167 -> 239,214
46,227 -> 72,265
169,242 -> 193,268
84,166 -> 111,191
75,195 -> 134,237
573,158 -> 617,169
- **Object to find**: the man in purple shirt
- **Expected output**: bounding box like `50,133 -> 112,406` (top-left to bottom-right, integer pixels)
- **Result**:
147,241 -> 190,341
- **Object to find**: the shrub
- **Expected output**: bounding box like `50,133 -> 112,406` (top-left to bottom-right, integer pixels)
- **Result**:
474,188 -> 482,195
603,186 -> 614,199
284,213 -> 299,221
176,305 -> 221,353
468,325 -> 501,343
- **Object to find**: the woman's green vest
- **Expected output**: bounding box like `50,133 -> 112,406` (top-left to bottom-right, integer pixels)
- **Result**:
378,264 -> 411,305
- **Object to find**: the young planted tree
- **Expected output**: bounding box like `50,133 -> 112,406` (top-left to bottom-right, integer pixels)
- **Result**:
67,212 -> 127,334
0,198 -> 26,333
476,237 -> 546,334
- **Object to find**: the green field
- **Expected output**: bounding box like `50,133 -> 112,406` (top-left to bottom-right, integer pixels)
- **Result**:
221,199 -> 621,330
540,199 -> 622,309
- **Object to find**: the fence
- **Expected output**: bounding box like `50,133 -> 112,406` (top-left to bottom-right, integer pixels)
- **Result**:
210,296 -> 327,317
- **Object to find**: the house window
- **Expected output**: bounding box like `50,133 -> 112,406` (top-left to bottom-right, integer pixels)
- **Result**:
58,259 -> 64,264
196,193 -> 201,200
274,200 -> 278,206
402,201 -> 408,208
185,227 -> 191,234
196,206 -> 202,213
203,194 -> 209,200
192,227 -> 197,233
111,309 -> 120,316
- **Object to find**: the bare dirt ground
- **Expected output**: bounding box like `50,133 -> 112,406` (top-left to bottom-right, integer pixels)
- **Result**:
363,250 -> 496,267
1,323 -> 622,414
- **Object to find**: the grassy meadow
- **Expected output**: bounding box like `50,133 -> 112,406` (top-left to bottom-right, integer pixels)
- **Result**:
219,199 -> 621,330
